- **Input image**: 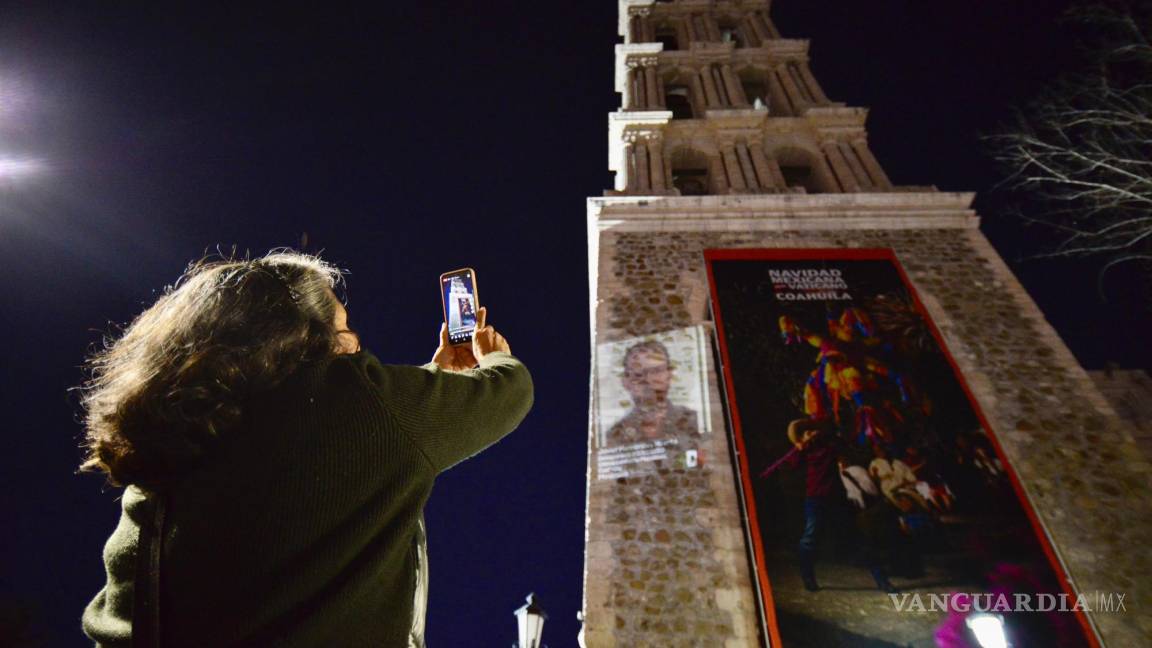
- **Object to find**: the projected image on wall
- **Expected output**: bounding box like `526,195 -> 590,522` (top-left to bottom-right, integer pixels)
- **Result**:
594,326 -> 712,480
706,249 -> 1094,648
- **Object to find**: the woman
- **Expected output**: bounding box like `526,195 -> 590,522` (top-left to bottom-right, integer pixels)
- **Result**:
79,251 -> 534,647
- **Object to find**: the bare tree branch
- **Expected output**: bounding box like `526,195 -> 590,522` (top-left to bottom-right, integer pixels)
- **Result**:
985,2 -> 1152,279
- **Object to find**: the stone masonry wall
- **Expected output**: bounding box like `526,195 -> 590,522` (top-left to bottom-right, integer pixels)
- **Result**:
584,224 -> 1152,647
1089,369 -> 1152,462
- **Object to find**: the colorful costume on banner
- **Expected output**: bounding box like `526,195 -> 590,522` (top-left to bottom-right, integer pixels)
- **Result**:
780,307 -> 916,447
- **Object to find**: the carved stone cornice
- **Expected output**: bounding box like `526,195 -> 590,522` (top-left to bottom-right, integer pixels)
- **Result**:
728,41 -> 811,66
657,39 -> 807,70
658,120 -> 720,151
608,110 -> 673,182
704,107 -> 770,132
615,43 -> 666,92
805,106 -> 869,136
659,50 -> 727,69
625,56 -> 660,69
688,41 -> 735,61
617,0 -> 656,37
763,38 -> 809,58
617,42 -> 665,56
622,129 -> 663,145
612,111 -> 672,137
588,191 -> 976,232
634,0 -> 772,18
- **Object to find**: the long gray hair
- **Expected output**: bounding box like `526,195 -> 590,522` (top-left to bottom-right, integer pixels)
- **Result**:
78,250 -> 353,489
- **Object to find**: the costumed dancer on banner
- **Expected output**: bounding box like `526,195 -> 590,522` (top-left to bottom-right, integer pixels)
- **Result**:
760,418 -> 898,593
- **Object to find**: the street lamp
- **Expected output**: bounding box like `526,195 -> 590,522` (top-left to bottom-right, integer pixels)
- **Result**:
1,73 -> 46,186
513,593 -> 547,648
0,157 -> 44,182
965,612 -> 1009,648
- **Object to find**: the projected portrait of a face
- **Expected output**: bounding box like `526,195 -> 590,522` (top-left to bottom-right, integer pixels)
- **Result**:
594,326 -> 711,479
606,340 -> 698,446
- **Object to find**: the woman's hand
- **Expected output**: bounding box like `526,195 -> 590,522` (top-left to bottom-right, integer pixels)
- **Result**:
432,307 -> 510,370
432,322 -> 478,371
472,307 -> 510,360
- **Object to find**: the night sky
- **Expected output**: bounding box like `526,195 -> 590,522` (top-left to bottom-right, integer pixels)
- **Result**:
3,1 -> 1144,646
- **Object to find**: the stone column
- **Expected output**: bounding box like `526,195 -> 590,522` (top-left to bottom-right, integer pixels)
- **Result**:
693,15 -> 711,42
675,21 -> 691,49
663,149 -> 674,193
635,139 -> 651,192
704,15 -> 722,42
721,65 -> 748,107
787,63 -> 815,103
721,145 -> 747,191
739,20 -> 757,48
644,66 -> 660,110
735,143 -> 759,191
711,66 -> 730,106
821,140 -> 859,192
811,153 -> 841,193
775,64 -> 807,113
748,145 -> 777,191
852,139 -> 893,189
684,14 -> 699,42
632,63 -> 653,110
689,71 -> 708,116
648,136 -> 666,191
708,154 -> 728,194
625,69 -> 640,110
640,13 -> 655,43
744,14 -> 768,46
797,62 -> 829,104
838,141 -> 873,190
623,142 -> 637,192
766,154 -> 788,189
700,66 -> 722,108
654,69 -> 667,109
766,68 -> 792,115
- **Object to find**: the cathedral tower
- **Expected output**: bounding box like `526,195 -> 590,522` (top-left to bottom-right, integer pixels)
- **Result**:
583,1 -> 1150,646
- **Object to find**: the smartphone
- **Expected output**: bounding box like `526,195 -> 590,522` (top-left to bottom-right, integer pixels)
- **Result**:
440,268 -> 480,345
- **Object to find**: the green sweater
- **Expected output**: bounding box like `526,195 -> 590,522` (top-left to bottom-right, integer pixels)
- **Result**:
82,349 -> 533,647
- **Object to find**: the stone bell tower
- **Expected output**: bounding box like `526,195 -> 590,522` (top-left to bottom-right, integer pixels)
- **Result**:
607,0 -> 897,199
582,1 -> 1150,647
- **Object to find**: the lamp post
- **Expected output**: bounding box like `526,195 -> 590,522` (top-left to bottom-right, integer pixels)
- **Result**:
965,612 -> 1009,648
513,593 -> 547,648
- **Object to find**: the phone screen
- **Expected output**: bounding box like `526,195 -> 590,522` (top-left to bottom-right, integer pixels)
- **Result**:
441,268 -> 479,345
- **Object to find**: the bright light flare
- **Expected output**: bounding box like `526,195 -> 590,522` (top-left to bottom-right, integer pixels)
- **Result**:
965,613 -> 1009,648
1,71 -> 47,183
0,157 -> 45,180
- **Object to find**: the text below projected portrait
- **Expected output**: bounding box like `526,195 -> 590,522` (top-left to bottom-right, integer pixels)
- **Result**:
594,326 -> 712,480
705,249 -> 1094,648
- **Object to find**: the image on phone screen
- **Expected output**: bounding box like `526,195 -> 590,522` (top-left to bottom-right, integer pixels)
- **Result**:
441,270 -> 478,345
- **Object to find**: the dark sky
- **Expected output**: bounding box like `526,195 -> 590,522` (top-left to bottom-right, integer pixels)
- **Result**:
2,1 -> 1144,646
